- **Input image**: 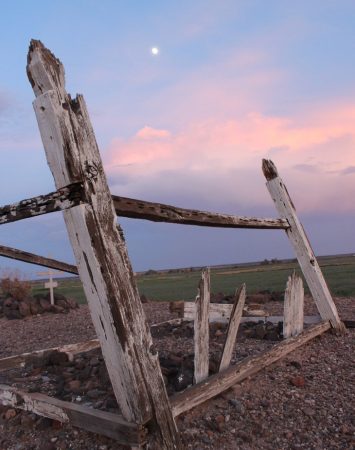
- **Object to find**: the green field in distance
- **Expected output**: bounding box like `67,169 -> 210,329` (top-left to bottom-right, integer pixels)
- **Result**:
31,254 -> 355,304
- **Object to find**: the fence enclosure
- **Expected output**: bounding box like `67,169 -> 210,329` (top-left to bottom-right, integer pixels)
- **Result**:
0,41 -> 345,449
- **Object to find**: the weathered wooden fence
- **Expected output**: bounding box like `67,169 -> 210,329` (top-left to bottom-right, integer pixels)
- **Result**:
0,40 -> 345,449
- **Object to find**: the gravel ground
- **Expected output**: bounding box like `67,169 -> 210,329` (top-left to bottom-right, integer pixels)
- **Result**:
0,299 -> 354,450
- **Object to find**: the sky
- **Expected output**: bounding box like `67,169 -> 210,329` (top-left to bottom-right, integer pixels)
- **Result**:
0,1 -> 355,278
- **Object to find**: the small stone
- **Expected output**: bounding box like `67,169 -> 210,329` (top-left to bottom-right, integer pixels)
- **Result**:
87,389 -> 106,399
289,360 -> 302,369
228,399 -> 244,413
36,417 -> 53,430
89,357 -> 100,367
50,437 -> 58,443
20,414 -> 36,427
201,435 -> 211,444
67,380 -> 81,392
4,408 -> 17,420
260,399 -> 270,408
254,324 -> 266,339
215,414 -> 225,424
303,407 -> 315,417
236,430 -> 252,442
290,376 -> 305,388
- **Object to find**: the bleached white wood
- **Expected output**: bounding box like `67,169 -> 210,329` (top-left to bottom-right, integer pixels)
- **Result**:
182,302 -> 320,325
27,40 -> 181,449
194,268 -> 210,384
262,159 -> 344,332
39,268 -> 60,305
283,272 -> 304,339
219,284 -> 246,371
0,384 -> 147,446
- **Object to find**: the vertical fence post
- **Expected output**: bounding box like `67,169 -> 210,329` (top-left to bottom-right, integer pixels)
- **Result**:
194,268 -> 210,383
262,159 -> 344,332
283,272 -> 304,339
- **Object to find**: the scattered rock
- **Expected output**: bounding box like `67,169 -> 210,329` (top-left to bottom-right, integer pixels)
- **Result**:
4,409 -> 17,420
290,376 -> 305,388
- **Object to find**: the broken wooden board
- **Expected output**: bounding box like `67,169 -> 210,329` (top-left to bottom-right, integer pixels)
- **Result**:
0,384 -> 147,446
180,301 -> 321,324
171,321 -> 331,416
219,284 -> 246,371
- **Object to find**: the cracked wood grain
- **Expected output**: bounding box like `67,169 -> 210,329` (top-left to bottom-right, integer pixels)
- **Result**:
27,39 -> 181,449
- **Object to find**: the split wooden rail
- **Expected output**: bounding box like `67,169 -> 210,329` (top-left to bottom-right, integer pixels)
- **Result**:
0,40 -> 345,449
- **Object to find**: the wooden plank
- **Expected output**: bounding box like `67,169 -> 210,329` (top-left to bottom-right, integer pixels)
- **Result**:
112,195 -> 289,229
283,272 -> 304,339
0,182 -> 85,225
0,339 -> 100,372
262,159 -> 345,332
27,40 -> 181,448
219,284 -> 246,371
182,302 -> 321,324
194,269 -> 210,383
0,384 -> 147,446
0,244 -> 78,274
171,321 -> 331,417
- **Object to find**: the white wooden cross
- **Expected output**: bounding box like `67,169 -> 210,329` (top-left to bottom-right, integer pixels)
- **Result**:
37,268 -> 60,305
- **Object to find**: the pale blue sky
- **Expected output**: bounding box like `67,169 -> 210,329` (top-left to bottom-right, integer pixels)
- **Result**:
1,1 -> 355,278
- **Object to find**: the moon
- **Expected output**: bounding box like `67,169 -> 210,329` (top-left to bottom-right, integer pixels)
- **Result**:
151,47 -> 159,55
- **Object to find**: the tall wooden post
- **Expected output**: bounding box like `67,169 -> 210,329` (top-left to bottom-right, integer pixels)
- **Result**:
27,40 -> 181,449
283,272 -> 304,339
194,268 -> 210,384
262,159 -> 344,332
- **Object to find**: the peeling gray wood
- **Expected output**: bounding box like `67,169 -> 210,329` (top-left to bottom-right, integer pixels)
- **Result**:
219,284 -> 246,371
27,40 -> 181,449
171,321 -> 331,417
283,272 -> 304,339
0,384 -> 147,446
194,269 -> 210,384
0,182 -> 85,225
112,195 -> 289,229
0,244 -> 78,274
262,159 -> 345,332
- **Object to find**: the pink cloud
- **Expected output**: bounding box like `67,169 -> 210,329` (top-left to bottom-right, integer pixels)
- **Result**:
104,103 -> 355,214
136,126 -> 171,139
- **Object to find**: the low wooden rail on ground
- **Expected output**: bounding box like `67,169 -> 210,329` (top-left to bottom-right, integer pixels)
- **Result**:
0,40 -> 345,449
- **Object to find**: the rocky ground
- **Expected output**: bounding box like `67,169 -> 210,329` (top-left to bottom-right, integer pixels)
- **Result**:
0,298 -> 354,450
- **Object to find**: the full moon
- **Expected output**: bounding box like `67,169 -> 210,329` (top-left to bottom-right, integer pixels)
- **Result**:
151,47 -> 159,55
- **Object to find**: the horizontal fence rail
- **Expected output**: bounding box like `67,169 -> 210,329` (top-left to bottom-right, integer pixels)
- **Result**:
0,184 -> 289,230
0,244 -> 78,274
0,182 -> 86,226
112,195 -> 290,229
